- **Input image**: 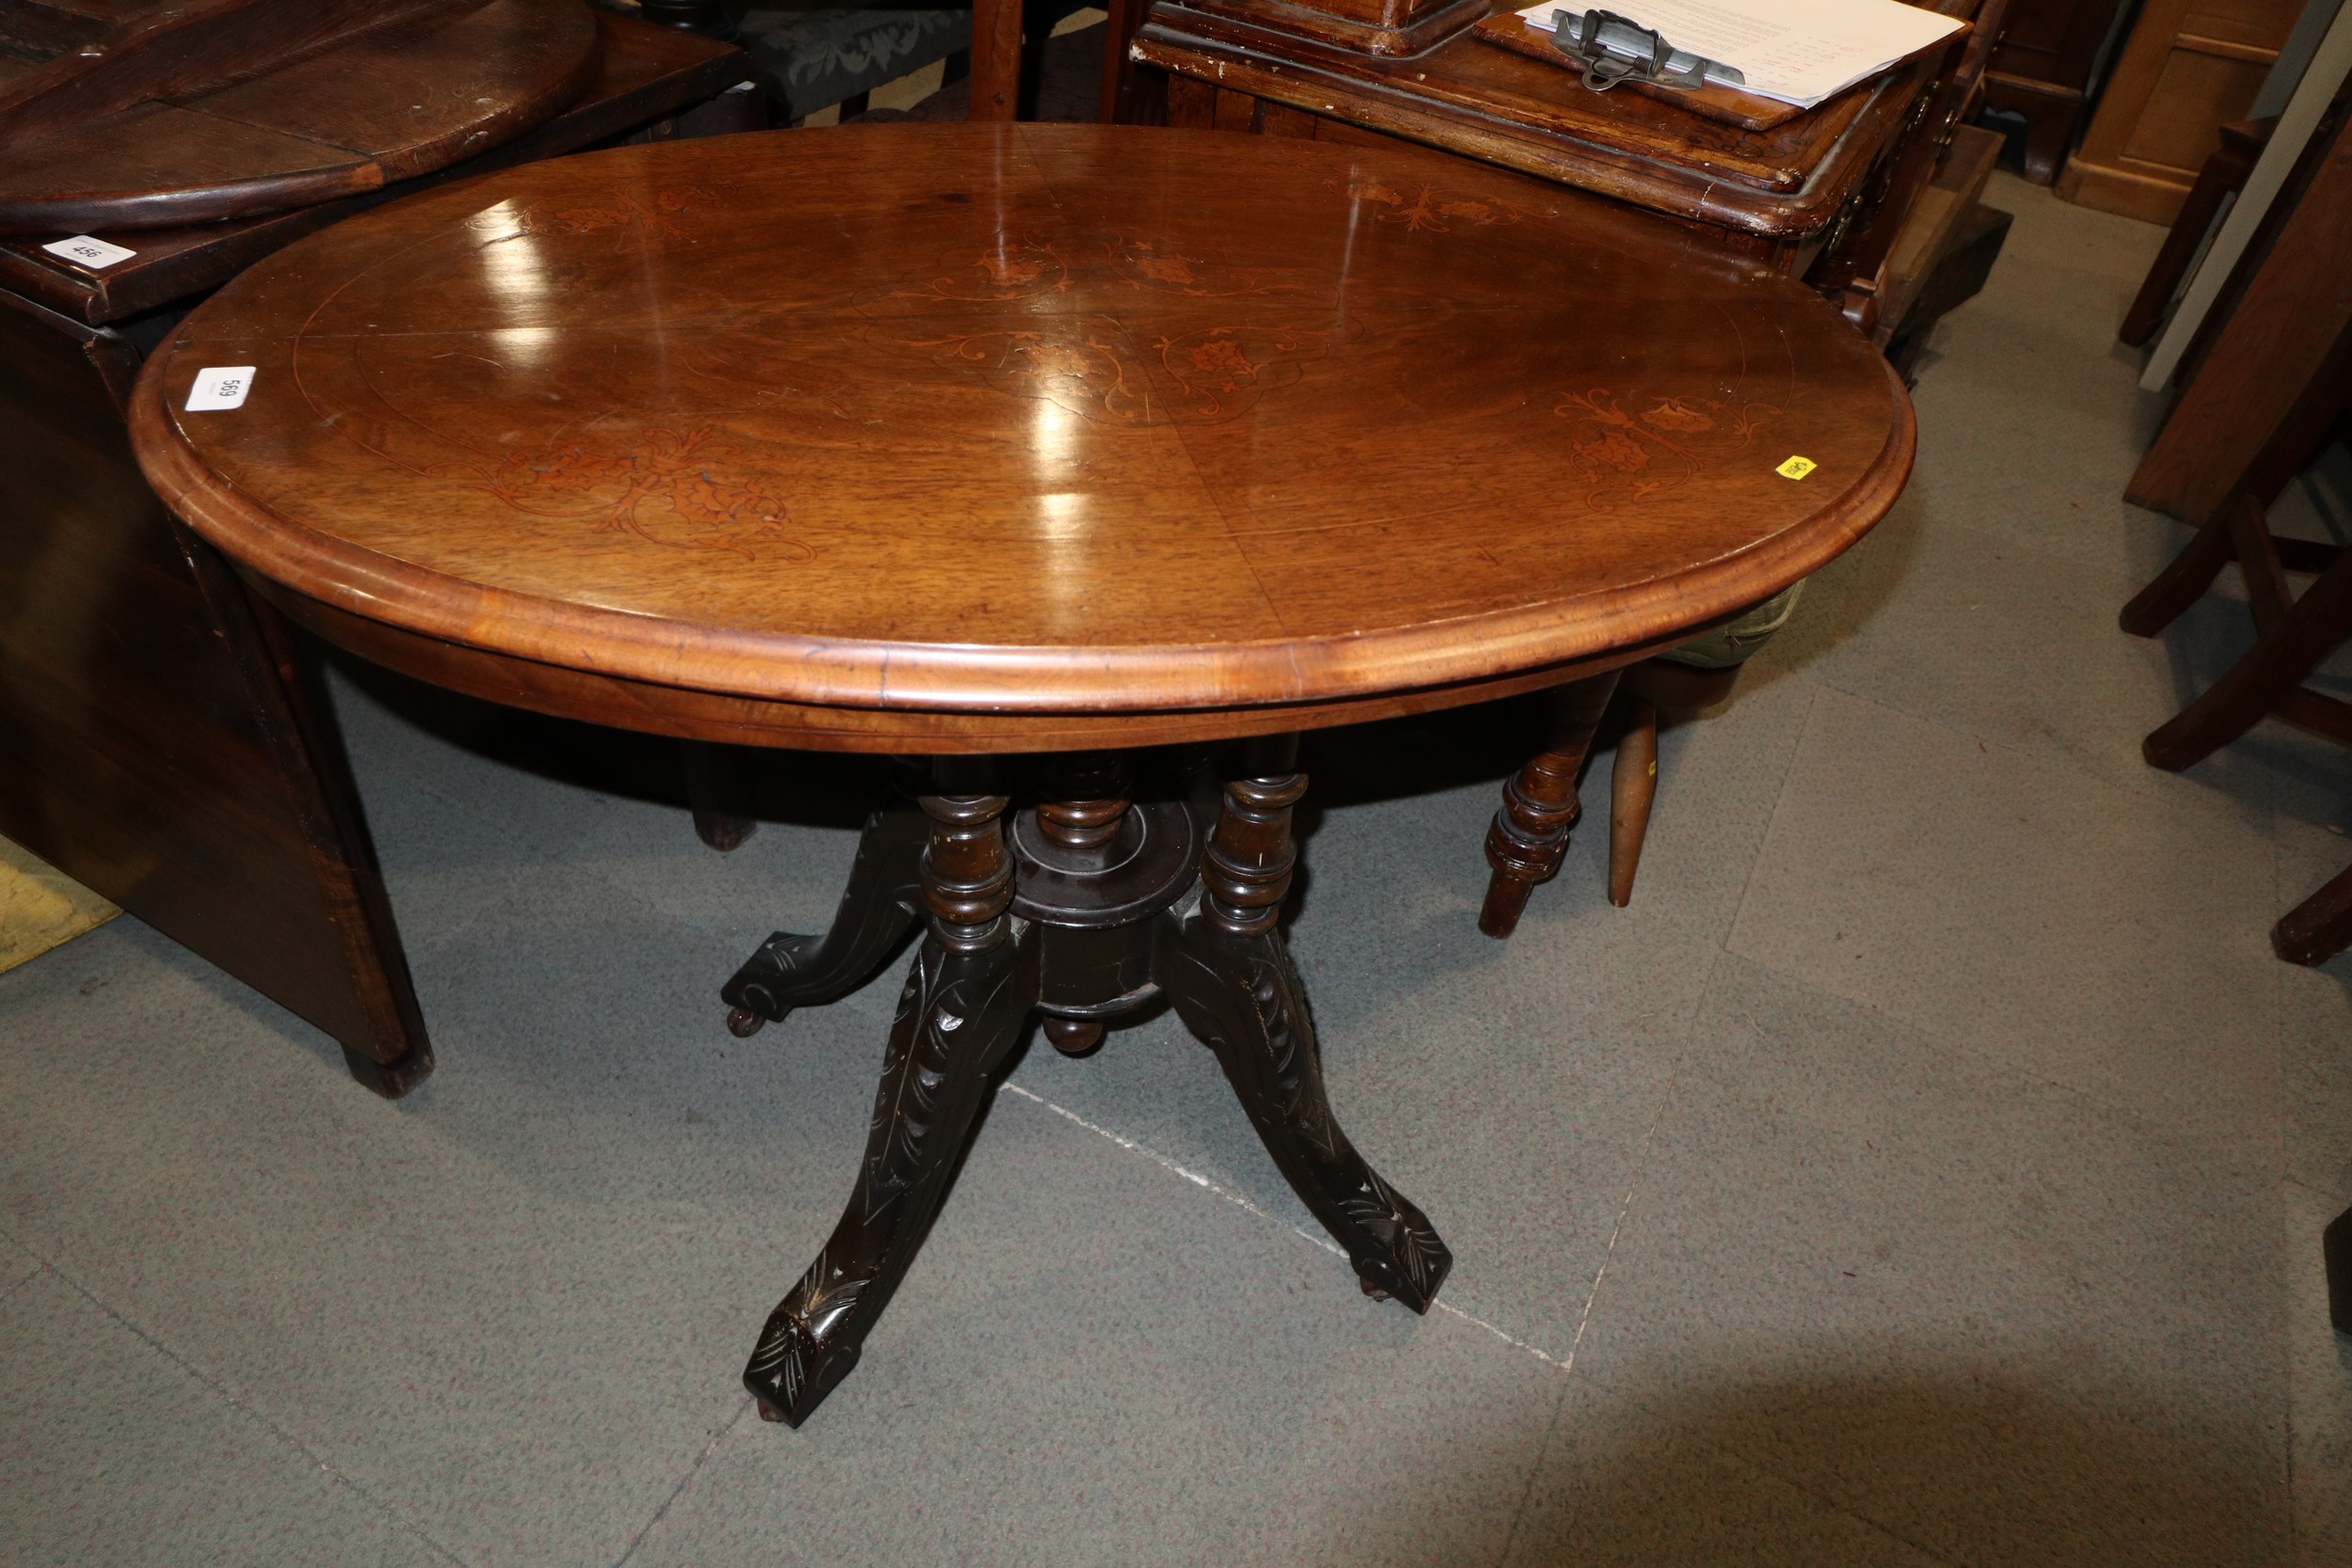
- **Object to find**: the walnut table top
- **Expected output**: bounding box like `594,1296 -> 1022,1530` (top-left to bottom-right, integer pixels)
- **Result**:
133,123 -> 1913,753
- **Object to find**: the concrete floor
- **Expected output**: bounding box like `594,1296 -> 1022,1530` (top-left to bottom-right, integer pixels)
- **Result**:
5,168 -> 2350,1566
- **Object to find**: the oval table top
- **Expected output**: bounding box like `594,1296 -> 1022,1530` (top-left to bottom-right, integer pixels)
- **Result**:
133,123 -> 1915,752
0,0 -> 599,235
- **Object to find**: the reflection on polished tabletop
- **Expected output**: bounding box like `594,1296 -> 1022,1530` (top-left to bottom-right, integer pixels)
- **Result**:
136,123 -> 1911,744
132,124 -> 1915,1425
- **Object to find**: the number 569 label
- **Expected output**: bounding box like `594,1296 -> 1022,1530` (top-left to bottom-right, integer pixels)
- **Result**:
185,366 -> 255,412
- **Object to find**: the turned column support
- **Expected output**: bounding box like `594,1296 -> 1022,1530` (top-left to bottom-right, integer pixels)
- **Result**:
1203,734 -> 1305,937
919,765 -> 1014,953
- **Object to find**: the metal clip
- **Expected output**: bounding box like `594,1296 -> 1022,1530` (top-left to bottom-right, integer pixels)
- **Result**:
1546,8 -> 1746,92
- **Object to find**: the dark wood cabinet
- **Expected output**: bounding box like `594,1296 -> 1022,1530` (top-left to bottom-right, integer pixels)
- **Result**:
0,13 -> 759,1095
2058,0 -> 2307,221
1980,0 -> 2135,182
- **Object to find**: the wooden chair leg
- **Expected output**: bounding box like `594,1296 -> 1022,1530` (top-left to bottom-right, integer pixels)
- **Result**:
2275,858 -> 2352,966
1606,695 -> 1659,907
2328,1204 -> 2352,1335
2120,504 -> 2237,638
2018,100 -> 2074,185
684,739 -> 757,851
1098,0 -> 1148,122
969,0 -> 1024,121
2142,526 -> 2352,771
2119,136 -> 2256,347
1479,672 -> 1621,939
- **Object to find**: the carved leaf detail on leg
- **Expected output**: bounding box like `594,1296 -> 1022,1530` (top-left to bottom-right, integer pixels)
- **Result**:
744,927 -> 1036,1427
1338,1168 -> 1449,1305
1160,912 -> 1452,1314
722,809 -> 928,1022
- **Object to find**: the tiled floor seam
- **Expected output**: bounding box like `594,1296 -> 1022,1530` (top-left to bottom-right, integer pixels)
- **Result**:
1488,1063 -> 1680,1566
0,1259 -> 42,1308
1718,681 -> 1824,953
1558,1061 -> 1674,1376
994,1079 -> 1572,1369
610,1395 -> 755,1568
1487,1359 -> 1579,1567
0,1221 -> 473,1568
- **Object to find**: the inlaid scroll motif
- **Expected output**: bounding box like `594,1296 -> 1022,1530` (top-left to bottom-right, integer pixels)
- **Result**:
890,235 -> 1073,303
1102,233 -> 1277,299
1552,387 -> 1783,507
901,321 -> 1328,425
515,184 -> 714,245
427,424 -> 810,560
1154,325 -> 1317,419
1327,177 -> 1523,232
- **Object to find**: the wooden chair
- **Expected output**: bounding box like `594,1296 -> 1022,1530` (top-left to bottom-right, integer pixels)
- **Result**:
2122,482 -> 2352,964
2117,117 -> 2274,348
1477,585 -> 1800,937
655,0 -> 1128,125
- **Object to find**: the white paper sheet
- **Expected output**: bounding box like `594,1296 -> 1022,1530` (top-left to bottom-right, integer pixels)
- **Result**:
1518,0 -> 1965,108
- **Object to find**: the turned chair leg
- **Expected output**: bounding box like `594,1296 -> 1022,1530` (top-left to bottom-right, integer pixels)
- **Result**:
1479,672 -> 1621,938
683,739 -> 758,852
968,0 -> 1025,120
1607,694 -> 1658,907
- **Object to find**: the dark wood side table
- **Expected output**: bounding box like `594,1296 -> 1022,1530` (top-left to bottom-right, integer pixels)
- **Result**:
1124,0 -> 2007,337
0,13 -> 758,1096
131,124 -> 1914,1423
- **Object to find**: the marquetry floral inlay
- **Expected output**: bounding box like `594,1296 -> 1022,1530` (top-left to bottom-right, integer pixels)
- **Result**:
1327,177 -> 1523,232
1553,386 -> 1783,506
429,425 -> 808,560
518,185 -> 714,245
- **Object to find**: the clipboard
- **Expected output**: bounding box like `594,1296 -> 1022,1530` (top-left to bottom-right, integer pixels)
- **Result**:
1471,11 -> 1811,131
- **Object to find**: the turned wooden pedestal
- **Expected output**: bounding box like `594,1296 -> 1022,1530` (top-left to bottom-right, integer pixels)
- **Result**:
723,746 -> 1451,1423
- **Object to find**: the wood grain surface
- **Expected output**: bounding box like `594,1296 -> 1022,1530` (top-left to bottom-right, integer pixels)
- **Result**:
133,125 -> 1914,750
0,10 -> 755,325
0,0 -> 600,233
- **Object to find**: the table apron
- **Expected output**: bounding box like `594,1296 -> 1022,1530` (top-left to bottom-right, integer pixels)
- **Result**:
257,575 -> 1731,755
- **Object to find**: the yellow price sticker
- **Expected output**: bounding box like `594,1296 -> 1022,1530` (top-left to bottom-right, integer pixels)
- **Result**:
1776,454 -> 1818,481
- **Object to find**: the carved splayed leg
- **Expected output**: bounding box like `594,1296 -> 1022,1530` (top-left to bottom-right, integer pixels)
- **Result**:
1159,736 -> 1453,1311
720,806 -> 930,1035
744,784 -> 1036,1426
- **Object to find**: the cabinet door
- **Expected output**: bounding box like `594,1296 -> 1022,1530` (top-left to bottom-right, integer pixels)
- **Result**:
2058,0 -> 2304,222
